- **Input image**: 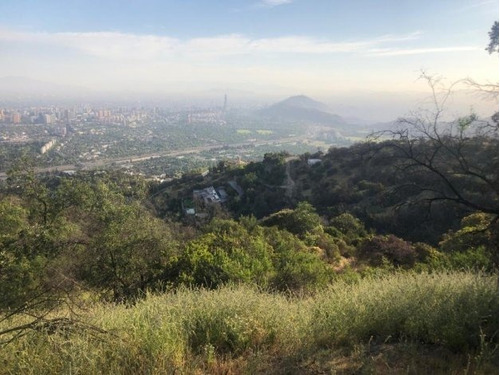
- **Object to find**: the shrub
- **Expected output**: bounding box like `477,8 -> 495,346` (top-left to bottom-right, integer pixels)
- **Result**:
440,212 -> 498,266
314,232 -> 341,262
168,220 -> 274,289
357,234 -> 417,267
445,246 -> 493,271
261,201 -> 323,239
263,226 -> 334,292
328,212 -> 367,245
271,249 -> 333,292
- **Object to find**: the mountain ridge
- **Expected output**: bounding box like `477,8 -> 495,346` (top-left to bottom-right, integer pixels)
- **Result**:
257,95 -> 347,127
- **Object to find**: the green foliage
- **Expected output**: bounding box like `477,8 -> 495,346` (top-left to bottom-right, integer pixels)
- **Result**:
357,234 -> 418,267
169,219 -> 274,289
0,169 -> 339,309
0,197 -> 28,239
445,246 -> 493,271
270,246 -> 333,291
440,213 -> 498,266
314,232 -> 342,262
412,241 -> 443,264
0,191 -> 81,309
327,212 -> 367,245
0,252 -> 48,309
262,226 -> 334,291
0,171 -> 180,307
261,201 -> 323,239
84,206 -> 178,301
168,218 -> 334,292
423,246 -> 494,272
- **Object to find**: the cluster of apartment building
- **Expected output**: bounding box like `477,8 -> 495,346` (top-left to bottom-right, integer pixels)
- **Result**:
186,109 -> 226,125
0,105 -> 231,128
0,106 -> 161,126
0,107 -> 77,125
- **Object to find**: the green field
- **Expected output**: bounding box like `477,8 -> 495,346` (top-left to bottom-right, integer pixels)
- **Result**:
236,129 -> 252,135
256,129 -> 274,135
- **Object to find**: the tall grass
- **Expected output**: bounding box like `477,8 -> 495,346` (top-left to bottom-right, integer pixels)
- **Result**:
0,271 -> 497,374
311,272 -> 498,351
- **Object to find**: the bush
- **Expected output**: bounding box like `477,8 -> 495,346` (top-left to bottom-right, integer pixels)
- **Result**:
427,246 -> 494,272
271,249 -> 333,292
168,220 -> 275,289
327,212 -> 367,245
440,212 -> 498,266
263,226 -> 334,292
261,201 -> 323,239
357,234 -> 417,267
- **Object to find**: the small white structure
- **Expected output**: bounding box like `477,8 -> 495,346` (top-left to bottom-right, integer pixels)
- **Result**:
193,186 -> 221,204
307,158 -> 322,166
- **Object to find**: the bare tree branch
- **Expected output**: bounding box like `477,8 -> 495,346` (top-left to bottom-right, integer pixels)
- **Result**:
370,73 -> 498,217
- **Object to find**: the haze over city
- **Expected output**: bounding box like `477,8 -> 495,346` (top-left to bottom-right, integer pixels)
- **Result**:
0,0 -> 498,120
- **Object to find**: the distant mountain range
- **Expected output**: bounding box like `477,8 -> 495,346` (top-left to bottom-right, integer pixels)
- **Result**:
257,95 -> 348,127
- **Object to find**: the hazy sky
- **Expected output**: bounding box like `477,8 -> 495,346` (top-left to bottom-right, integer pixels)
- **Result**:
0,0 -> 498,99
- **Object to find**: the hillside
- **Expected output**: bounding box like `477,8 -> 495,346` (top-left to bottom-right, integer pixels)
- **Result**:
257,95 -> 348,128
153,132 -> 498,247
0,113 -> 497,374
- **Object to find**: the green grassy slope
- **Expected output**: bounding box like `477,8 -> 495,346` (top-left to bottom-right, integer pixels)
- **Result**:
1,271 -> 497,374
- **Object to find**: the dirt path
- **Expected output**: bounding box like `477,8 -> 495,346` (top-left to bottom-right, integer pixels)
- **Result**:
282,156 -> 298,198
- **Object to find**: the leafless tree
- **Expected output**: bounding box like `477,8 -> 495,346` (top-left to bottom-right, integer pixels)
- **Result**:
371,73 -> 498,218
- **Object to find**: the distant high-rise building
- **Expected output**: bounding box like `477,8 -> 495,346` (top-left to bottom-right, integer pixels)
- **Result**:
12,112 -> 21,124
65,109 -> 76,121
223,94 -> 227,113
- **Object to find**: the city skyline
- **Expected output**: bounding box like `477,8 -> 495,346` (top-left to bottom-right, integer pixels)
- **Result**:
0,0 -> 498,114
